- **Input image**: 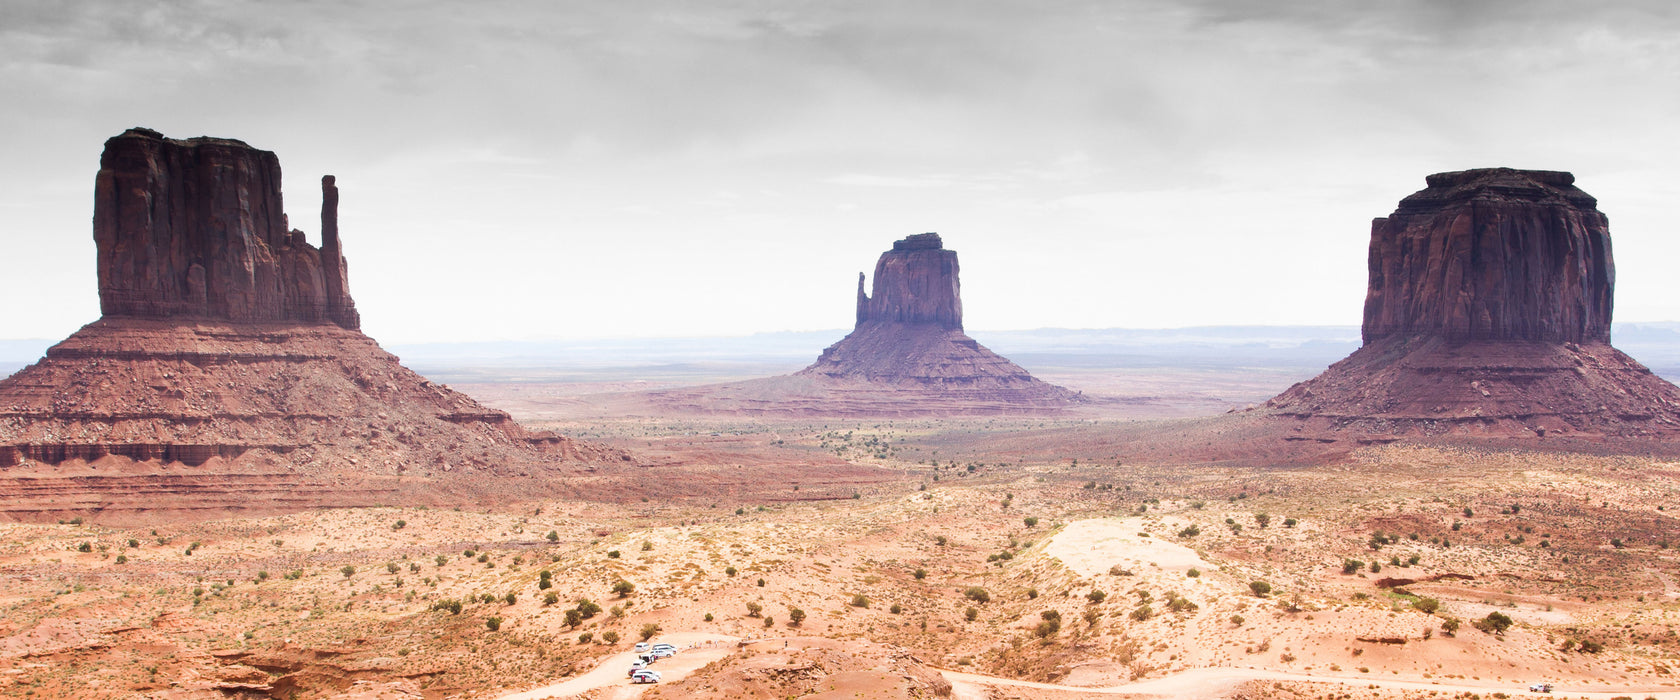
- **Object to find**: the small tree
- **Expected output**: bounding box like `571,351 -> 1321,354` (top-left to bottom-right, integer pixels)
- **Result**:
1248,580 -> 1272,597
341,565 -> 356,579
485,616 -> 503,631
1441,618 -> 1461,637
546,530 -> 559,542
746,601 -> 764,617
850,594 -> 869,608
504,592 -> 517,605
1087,590 -> 1107,604
577,632 -> 593,644
1254,513 -> 1271,528
963,587 -> 991,604
1413,597 -> 1441,614
1473,612 -> 1513,635
601,630 -> 620,644
1023,517 -> 1039,527
640,623 -> 661,641
612,579 -> 636,597
763,615 -> 774,628
788,607 -> 807,626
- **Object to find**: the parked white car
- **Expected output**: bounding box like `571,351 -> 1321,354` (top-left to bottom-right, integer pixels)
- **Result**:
633,642 -> 649,653
650,643 -> 677,653
1528,683 -> 1553,693
647,647 -> 676,659
630,669 -> 661,684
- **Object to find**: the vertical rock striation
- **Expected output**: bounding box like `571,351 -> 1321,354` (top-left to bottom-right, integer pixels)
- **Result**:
1361,168 -> 1613,345
855,232 -> 963,329
1266,168 -> 1680,439
94,128 -> 359,329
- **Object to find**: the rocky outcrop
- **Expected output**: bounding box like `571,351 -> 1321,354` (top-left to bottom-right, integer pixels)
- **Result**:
1362,168 -> 1612,344
0,128 -> 625,522
855,232 -> 962,328
94,128 -> 359,329
1266,168 -> 1680,439
655,234 -> 1081,416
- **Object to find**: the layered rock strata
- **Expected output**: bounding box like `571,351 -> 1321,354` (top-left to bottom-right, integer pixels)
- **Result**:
0,129 -> 620,520
656,233 -> 1081,416
1266,168 -> 1680,439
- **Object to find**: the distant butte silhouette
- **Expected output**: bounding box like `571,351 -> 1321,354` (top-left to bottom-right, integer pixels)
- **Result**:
1265,168 -> 1680,439
652,233 -> 1082,416
0,128 -> 622,522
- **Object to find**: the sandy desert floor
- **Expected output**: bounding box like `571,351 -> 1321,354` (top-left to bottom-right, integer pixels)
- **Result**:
4,410 -> 1680,699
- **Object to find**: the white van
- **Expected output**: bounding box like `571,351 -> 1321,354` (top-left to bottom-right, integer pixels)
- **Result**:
630,669 -> 661,684
633,642 -> 649,653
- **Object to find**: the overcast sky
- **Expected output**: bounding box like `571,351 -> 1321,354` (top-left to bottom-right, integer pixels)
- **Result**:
3,0 -> 1678,343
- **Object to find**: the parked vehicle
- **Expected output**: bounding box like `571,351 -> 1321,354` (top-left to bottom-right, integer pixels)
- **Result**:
630,669 -> 661,684
633,642 -> 649,653
1528,683 -> 1553,693
628,660 -> 647,677
650,643 -> 677,653
648,647 -> 676,659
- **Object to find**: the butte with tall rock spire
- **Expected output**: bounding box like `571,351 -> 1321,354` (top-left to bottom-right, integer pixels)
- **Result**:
1265,168 -> 1680,440
0,128 -> 622,522
652,233 -> 1083,416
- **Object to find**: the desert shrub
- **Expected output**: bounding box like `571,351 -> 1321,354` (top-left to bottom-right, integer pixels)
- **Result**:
963,587 -> 991,604
504,592 -> 517,605
1342,559 -> 1364,575
1255,513 -> 1271,528
545,592 -> 561,607
1248,580 -> 1272,597
757,578 -> 766,587
1230,614 -> 1245,626
393,519 -> 406,530
1087,590 -> 1107,604
1130,604 -> 1153,621
601,631 -> 619,644
576,599 -> 601,618
74,542 -> 91,553
432,598 -> 463,615
435,555 -> 448,567
477,553 -> 489,563
340,565 -> 356,578
746,601 -> 763,617
789,607 -> 807,626
1413,597 -> 1441,614
546,530 -> 559,542
640,623 -> 661,641
964,607 -> 979,622
127,538 -> 140,548
387,562 -> 400,574
577,632 -> 592,644
1165,593 -> 1198,612
763,616 -> 774,627
612,579 -> 636,597
1473,612 -> 1513,635
726,566 -> 737,577
704,613 -> 714,622
608,550 -> 620,558
913,568 -> 926,580
1024,517 -> 1039,527
485,617 -> 502,631
1027,588 -> 1039,599
1370,561 -> 1382,573
610,605 -> 624,618
890,603 -> 902,614
115,554 -> 128,564
641,540 -> 653,551
1578,639 -> 1603,653
851,594 -> 869,608
1283,518 -> 1297,528
1177,525 -> 1201,539
935,536 -> 948,546
1034,614 -> 1060,637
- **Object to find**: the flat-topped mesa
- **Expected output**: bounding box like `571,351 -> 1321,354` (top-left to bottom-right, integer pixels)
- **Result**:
1361,167 -> 1612,345
94,127 -> 360,330
855,232 -> 963,330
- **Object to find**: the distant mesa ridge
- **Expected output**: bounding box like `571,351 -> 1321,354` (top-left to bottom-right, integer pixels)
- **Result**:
1265,167 -> 1680,439
95,127 -> 360,329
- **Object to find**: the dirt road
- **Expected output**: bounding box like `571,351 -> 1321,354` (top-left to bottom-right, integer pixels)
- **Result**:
496,633 -> 736,700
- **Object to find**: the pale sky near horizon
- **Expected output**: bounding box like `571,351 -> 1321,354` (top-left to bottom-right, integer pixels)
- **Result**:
3,0 -> 1678,344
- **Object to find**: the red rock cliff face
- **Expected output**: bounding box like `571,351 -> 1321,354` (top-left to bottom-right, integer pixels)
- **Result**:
1361,168 -> 1612,344
94,128 -> 359,329
1265,168 -> 1680,439
856,232 -> 963,330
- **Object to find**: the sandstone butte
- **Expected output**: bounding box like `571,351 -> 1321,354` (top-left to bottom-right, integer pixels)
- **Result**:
0,128 -> 624,523
652,233 -> 1083,416
1265,167 -> 1680,440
